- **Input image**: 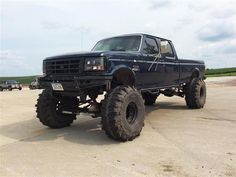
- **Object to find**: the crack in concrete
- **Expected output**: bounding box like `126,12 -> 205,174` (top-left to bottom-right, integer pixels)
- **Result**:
197,116 -> 236,123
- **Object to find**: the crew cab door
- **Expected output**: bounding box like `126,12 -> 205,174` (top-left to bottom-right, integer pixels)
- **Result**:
136,37 -> 165,87
161,40 -> 179,86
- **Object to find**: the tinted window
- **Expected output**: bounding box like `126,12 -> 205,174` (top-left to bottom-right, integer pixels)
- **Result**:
7,80 -> 17,84
92,36 -> 141,52
143,37 -> 159,54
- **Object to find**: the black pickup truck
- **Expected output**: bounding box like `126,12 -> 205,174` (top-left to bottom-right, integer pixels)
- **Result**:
36,33 -> 206,141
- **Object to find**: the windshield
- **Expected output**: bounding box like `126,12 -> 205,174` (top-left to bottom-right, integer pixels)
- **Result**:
7,80 -> 18,84
92,35 -> 141,52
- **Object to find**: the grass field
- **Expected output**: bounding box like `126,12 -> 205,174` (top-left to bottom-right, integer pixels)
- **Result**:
0,68 -> 235,84
0,76 -> 37,85
205,67 -> 236,77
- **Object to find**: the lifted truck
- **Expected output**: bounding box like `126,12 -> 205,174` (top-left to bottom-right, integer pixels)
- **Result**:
36,33 -> 206,141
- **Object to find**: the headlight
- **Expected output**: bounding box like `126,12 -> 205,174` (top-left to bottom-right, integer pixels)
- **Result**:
84,57 -> 105,71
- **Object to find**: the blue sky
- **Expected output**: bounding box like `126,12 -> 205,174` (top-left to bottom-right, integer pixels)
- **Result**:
1,0 -> 236,76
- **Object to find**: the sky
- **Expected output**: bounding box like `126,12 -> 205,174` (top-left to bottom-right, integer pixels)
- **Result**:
0,0 -> 236,76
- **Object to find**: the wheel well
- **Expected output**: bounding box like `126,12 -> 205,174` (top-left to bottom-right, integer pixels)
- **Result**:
191,69 -> 200,79
113,68 -> 135,86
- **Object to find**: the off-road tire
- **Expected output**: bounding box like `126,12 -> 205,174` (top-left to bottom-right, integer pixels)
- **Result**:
101,86 -> 145,141
8,87 -> 12,91
36,90 -> 78,128
185,78 -> 206,109
0,87 -> 3,91
142,92 -> 159,105
19,87 -> 22,90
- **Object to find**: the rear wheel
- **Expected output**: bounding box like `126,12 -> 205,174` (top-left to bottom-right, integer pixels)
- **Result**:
8,87 -> 12,91
36,90 -> 78,128
142,92 -> 159,105
185,78 -> 206,109
101,86 -> 145,141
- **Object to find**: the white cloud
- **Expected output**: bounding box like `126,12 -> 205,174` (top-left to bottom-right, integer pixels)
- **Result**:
148,0 -> 172,9
1,0 -> 236,76
0,50 -> 24,61
197,20 -> 235,42
0,50 -> 35,76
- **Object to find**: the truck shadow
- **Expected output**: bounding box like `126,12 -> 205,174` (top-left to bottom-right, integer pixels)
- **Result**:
0,101 -> 187,146
146,101 -> 187,115
0,118 -> 118,146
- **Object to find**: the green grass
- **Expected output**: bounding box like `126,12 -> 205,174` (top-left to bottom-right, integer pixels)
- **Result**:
0,76 -> 37,85
205,67 -> 236,77
206,72 -> 236,77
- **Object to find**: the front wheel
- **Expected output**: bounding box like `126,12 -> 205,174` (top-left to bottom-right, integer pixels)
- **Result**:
185,78 -> 206,109
101,86 -> 145,141
36,90 -> 78,128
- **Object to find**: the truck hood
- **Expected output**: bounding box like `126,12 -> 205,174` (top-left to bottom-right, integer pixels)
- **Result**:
45,51 -> 141,60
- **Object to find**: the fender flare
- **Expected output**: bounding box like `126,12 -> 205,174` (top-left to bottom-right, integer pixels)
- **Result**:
191,68 -> 200,79
111,65 -> 136,85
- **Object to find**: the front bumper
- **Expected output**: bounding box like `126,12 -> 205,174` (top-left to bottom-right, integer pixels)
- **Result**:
39,75 -> 113,92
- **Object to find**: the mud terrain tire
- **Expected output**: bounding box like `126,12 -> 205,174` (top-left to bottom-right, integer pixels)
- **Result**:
36,90 -> 77,128
185,78 -> 206,109
101,86 -> 145,141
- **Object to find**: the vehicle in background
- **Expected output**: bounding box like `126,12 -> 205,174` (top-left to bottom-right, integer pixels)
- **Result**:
29,80 -> 41,90
0,80 -> 22,91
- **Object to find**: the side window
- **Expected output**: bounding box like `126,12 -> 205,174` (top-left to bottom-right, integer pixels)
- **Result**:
161,41 -> 174,58
143,37 -> 159,54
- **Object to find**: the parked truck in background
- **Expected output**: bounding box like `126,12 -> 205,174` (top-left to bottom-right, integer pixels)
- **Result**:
29,78 -> 41,90
0,80 -> 22,91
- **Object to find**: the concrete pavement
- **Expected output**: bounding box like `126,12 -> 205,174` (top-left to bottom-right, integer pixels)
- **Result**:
0,77 -> 236,177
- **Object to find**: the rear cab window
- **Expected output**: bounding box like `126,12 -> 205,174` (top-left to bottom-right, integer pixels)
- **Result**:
160,40 -> 175,58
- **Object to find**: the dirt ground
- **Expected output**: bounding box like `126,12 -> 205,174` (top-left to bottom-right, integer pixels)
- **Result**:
0,77 -> 236,177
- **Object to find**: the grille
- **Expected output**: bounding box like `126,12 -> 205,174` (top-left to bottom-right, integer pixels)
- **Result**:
46,58 -> 81,75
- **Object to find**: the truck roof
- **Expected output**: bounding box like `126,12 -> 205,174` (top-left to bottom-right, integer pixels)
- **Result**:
100,33 -> 171,42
